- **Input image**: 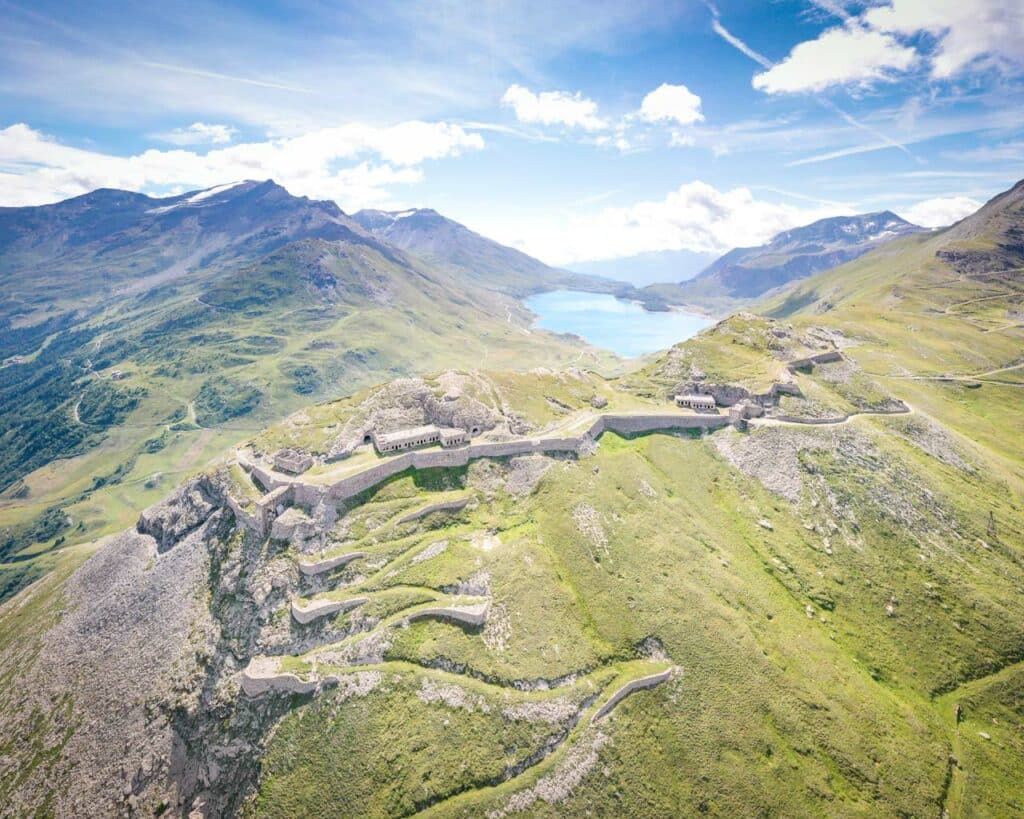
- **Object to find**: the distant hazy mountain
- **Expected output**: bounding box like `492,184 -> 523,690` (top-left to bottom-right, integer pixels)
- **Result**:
641,211 -> 925,310
353,207 -> 628,297
569,248 -> 718,287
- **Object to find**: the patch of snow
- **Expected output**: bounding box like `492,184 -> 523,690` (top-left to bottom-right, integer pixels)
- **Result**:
145,181 -> 246,215
392,209 -> 418,220
186,180 -> 246,203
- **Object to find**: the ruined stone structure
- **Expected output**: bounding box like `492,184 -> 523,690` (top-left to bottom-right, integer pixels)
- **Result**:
728,401 -> 764,430
674,393 -> 718,411
786,350 -> 844,373
272,448 -> 314,475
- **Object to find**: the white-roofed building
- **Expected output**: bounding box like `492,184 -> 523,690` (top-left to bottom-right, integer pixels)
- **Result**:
373,424 -> 469,454
674,393 -> 717,412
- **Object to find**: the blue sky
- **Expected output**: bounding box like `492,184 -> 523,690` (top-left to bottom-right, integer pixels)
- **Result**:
1,0 -> 1022,265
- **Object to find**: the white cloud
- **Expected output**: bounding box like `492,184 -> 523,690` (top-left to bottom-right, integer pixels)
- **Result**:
753,25 -> 917,94
752,1 -> 1024,95
0,121 -> 483,210
478,181 -> 849,265
900,195 -> 982,227
501,84 -> 608,131
865,0 -> 1024,79
638,83 -> 704,126
154,122 -> 238,146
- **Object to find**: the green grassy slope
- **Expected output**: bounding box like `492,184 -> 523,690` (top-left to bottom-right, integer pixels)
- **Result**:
237,183 -> 1024,817
1,181 -> 1022,816
0,234 -> 618,603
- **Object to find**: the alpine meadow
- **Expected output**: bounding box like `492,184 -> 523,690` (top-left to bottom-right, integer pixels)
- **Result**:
0,2 -> 1022,818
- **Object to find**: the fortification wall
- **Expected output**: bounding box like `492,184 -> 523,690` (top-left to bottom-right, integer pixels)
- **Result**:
224,493 -> 261,536
298,551 -> 367,576
591,668 -> 674,723
770,403 -> 910,425
601,414 -> 729,435
240,667 -> 318,697
397,497 -> 471,525
787,350 -> 843,372
291,596 -> 368,625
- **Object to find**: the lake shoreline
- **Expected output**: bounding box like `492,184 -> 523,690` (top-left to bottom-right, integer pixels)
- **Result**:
524,290 -> 713,358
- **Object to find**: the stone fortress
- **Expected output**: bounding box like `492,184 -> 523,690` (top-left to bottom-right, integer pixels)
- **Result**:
166,345 -> 915,811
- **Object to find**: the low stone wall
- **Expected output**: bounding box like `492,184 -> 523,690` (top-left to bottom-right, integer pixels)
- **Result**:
591,668 -> 674,724
298,551 -> 367,577
770,402 -> 910,425
240,664 -> 318,697
787,350 -> 843,373
406,602 -> 489,629
291,596 -> 369,625
397,497 -> 471,524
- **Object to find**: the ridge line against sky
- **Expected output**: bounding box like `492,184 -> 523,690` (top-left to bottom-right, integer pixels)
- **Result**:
0,0 -> 1021,266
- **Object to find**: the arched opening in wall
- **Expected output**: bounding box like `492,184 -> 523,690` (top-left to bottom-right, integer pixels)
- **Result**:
470,426 -> 480,436
363,434 -> 373,445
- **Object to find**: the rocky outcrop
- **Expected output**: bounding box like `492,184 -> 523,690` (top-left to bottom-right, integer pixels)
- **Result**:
0,517 -> 224,817
137,476 -> 219,552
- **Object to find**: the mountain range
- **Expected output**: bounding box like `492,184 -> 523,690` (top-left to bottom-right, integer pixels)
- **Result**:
0,181 -> 626,603
640,210 -> 925,310
0,178 -> 1020,817
352,206 -> 629,297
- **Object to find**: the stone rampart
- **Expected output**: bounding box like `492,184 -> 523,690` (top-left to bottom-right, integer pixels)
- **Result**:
406,602 -> 489,629
224,493 -> 261,536
770,403 -> 910,425
285,413 -> 737,508
397,497 -> 471,525
591,668 -> 674,724
291,596 -> 369,625
240,664 -> 319,697
787,350 -> 843,373
298,551 -> 368,577
600,414 -> 729,436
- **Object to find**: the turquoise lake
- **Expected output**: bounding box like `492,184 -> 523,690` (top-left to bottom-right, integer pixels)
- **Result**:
524,290 -> 713,358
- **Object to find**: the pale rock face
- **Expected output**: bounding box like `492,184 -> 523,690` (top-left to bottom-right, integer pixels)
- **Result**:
137,477 -> 219,552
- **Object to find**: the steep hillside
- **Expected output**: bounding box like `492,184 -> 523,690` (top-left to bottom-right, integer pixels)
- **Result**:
1,183 -> 1021,817
0,186 -> 619,603
353,208 -> 630,297
642,211 -> 924,312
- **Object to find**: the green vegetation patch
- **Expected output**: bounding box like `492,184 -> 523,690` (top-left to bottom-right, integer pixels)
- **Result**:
194,376 -> 264,426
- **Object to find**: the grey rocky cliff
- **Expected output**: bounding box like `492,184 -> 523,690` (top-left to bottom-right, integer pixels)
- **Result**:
0,475 -> 307,818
